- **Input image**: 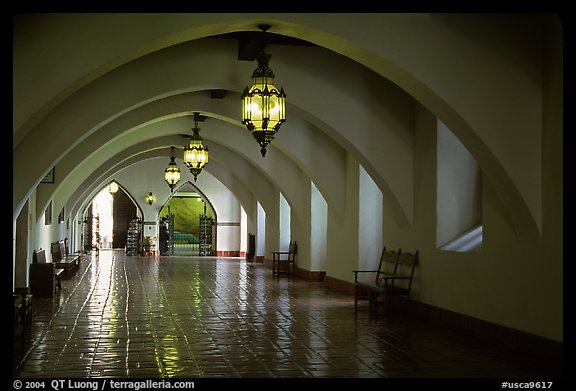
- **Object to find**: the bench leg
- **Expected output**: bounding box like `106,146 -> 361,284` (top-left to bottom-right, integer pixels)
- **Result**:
368,291 -> 378,314
55,275 -> 61,292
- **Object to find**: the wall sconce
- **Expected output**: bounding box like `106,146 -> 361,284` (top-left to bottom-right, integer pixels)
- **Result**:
146,192 -> 155,206
241,24 -> 286,157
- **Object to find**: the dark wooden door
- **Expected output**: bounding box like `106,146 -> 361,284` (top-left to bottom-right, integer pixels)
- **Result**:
113,190 -> 137,249
85,207 -> 93,252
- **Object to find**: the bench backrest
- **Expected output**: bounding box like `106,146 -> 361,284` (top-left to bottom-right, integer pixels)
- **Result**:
289,241 -> 297,259
395,250 -> 419,293
59,241 -> 67,257
51,241 -> 62,262
33,249 -> 47,264
377,248 -> 419,293
374,247 -> 400,284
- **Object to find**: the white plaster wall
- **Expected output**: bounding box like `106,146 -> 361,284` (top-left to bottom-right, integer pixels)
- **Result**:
310,181 -> 327,272
326,153 -> 359,282
289,172 -> 312,271
216,226 -> 240,253
358,165 -> 383,270
240,207 -> 247,254
377,103 -> 562,341
257,202 -> 266,257
279,192 -> 291,252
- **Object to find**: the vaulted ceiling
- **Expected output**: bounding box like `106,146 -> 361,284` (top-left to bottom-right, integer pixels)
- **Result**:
13,13 -> 546,243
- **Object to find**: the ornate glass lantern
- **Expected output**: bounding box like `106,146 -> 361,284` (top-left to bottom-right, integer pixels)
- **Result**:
164,146 -> 181,192
183,113 -> 209,182
241,25 -> 286,157
108,181 -> 119,195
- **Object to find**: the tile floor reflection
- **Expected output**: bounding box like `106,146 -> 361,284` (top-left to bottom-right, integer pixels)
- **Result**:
14,250 -> 561,378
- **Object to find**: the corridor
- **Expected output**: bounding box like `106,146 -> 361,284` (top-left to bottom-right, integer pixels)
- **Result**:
14,251 -> 560,379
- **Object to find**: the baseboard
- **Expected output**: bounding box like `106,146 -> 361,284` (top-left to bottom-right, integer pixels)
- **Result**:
216,251 -> 240,257
294,267 -> 326,281
324,275 -> 562,364
259,260 -> 325,280
407,300 -> 563,362
325,275 -> 356,295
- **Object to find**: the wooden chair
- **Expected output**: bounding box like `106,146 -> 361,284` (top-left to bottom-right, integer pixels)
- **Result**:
246,233 -> 256,261
353,247 -> 418,313
272,241 -> 297,277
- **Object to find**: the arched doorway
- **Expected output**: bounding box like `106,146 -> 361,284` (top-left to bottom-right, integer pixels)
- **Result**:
81,182 -> 143,252
159,181 -> 217,256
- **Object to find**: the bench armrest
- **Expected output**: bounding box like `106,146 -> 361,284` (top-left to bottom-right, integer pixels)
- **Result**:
353,270 -> 379,282
379,273 -> 411,280
272,251 -> 296,261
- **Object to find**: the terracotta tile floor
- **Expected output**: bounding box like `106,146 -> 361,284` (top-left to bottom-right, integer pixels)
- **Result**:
14,250 -> 562,379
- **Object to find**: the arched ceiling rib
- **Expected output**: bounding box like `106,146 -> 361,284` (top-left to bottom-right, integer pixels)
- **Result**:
67,141 -> 272,225
17,35 -> 414,229
60,129 -> 307,227
14,13 -> 543,243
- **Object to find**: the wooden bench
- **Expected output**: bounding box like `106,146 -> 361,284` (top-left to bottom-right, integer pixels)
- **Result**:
30,249 -> 63,298
51,240 -> 80,279
54,268 -> 63,290
272,241 -> 297,277
353,247 -> 418,313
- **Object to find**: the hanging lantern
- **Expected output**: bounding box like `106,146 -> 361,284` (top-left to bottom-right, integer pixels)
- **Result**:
164,146 -> 181,192
241,25 -> 286,157
183,113 -> 209,182
108,181 -> 119,195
